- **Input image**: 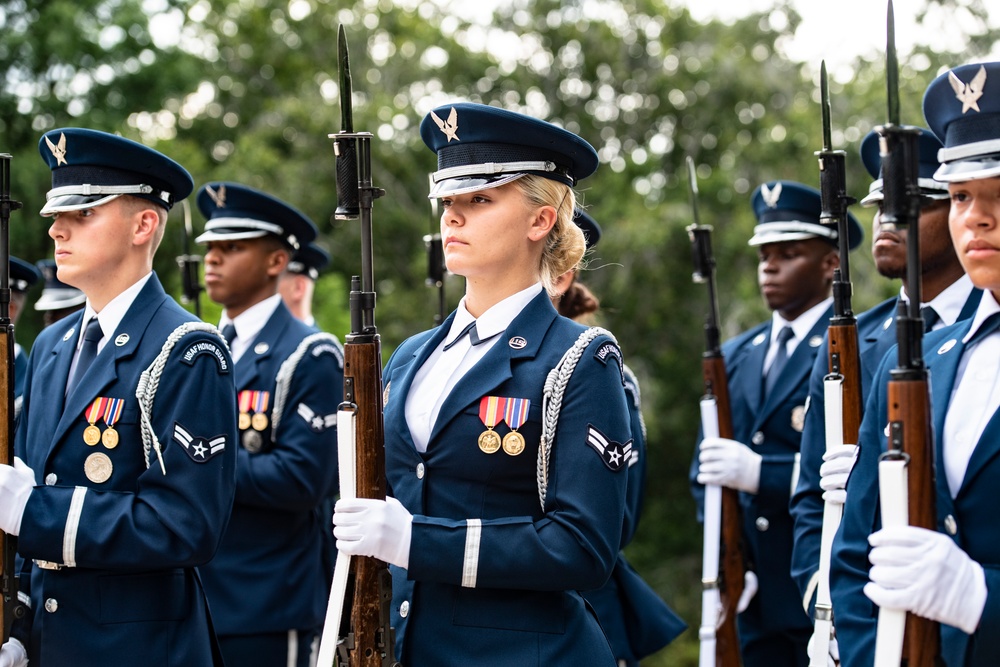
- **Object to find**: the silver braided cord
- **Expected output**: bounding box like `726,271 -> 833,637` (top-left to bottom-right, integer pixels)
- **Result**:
537,326 -> 616,510
271,332 -> 344,438
135,322 -> 227,473
622,363 -> 647,441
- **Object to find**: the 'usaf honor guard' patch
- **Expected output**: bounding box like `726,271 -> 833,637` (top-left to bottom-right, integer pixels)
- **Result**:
173,423 -> 227,463
586,424 -> 633,472
180,339 -> 230,374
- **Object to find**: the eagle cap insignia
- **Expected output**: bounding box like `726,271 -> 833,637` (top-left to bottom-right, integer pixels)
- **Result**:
431,107 -> 460,142
761,182 -> 782,209
45,133 -> 68,166
949,65 -> 987,114
206,184 -> 227,208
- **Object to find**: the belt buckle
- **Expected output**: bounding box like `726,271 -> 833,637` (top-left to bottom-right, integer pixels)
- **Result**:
34,560 -> 64,571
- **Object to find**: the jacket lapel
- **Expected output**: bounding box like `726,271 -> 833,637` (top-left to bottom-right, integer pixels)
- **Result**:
925,322 -> 970,505
757,306 -> 831,424
234,302 -> 294,390
45,276 -> 168,466
428,292 -> 557,445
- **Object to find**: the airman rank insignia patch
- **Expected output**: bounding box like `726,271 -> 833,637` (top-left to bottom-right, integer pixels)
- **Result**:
297,403 -> 337,432
586,424 -> 632,472
180,339 -> 230,374
173,423 -> 226,463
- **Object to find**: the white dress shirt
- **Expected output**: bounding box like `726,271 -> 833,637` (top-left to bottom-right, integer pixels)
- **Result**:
68,272 -> 153,380
405,283 -> 543,453
899,272 -> 975,331
219,293 -> 282,363
763,297 -> 833,374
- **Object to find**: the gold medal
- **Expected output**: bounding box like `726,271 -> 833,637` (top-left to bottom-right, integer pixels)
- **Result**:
84,452 -> 113,484
502,431 -> 525,456
478,429 -> 501,454
101,427 -> 119,449
238,413 -> 251,430
251,412 -> 269,431
242,429 -> 264,453
83,424 -> 102,446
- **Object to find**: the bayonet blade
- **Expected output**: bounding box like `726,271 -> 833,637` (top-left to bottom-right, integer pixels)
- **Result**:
886,0 -> 900,126
338,24 -> 354,134
686,156 -> 701,228
821,61 -> 832,151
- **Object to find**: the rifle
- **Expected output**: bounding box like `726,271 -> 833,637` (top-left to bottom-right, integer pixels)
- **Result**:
872,3 -> 941,665
176,199 -> 203,318
422,175 -> 446,325
686,156 -> 744,667
0,154 -> 27,642
808,61 -> 862,667
316,25 -> 398,667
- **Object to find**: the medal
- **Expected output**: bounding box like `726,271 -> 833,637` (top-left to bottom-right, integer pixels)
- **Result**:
242,429 -> 263,453
84,452 -> 113,483
102,398 -> 124,449
478,396 -> 506,454
251,391 -> 270,431
502,397 -> 530,456
238,391 -> 252,430
83,397 -> 107,446
502,431 -> 525,456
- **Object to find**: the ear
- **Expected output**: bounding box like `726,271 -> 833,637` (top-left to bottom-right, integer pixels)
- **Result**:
822,247 -> 840,281
266,247 -> 290,277
132,208 -> 160,246
528,205 -> 558,242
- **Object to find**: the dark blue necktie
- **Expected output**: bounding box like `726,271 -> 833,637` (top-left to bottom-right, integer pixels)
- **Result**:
764,325 -> 794,397
442,321 -> 499,351
221,323 -> 237,347
921,306 -> 940,333
67,317 -> 103,395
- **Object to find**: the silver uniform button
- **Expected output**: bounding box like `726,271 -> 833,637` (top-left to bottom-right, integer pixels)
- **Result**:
944,514 -> 958,536
755,517 -> 769,532
416,463 -> 425,480
751,431 -> 765,446
399,600 -> 410,618
44,473 -> 57,486
44,598 -> 58,613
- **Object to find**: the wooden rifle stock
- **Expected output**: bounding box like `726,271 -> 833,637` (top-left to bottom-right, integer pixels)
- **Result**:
687,158 -> 744,667
703,355 -> 745,667
827,325 -> 862,440
0,154 -> 25,642
875,5 -> 943,657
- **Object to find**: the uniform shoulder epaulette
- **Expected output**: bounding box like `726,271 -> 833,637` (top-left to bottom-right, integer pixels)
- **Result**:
271,332 -> 344,437
137,322 -> 229,474
537,326 -> 618,509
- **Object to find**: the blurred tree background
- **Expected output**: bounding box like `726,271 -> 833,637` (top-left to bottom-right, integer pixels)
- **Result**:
2,0 -> 999,663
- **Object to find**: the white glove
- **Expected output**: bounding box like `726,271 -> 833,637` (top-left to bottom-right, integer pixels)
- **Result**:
697,437 -> 762,494
0,637 -> 28,667
806,630 -> 839,667
819,444 -> 858,506
865,525 -> 987,634
737,570 -> 758,613
333,496 -> 413,569
0,458 -> 34,536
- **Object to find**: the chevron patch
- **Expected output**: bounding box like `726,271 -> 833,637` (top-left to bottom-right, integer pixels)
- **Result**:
586,424 -> 633,472
173,423 -> 227,463
297,403 -> 337,433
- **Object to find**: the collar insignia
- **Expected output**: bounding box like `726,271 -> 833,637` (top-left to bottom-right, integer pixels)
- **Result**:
45,133 -> 68,166
949,65 -> 987,114
206,184 -> 227,208
761,182 -> 782,208
431,107 -> 460,143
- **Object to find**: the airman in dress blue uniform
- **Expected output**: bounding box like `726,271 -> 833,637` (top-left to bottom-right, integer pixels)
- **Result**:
332,102 -> 632,666
559,210 -> 687,666
789,127 -> 979,661
279,242 -> 330,329
9,256 -> 42,401
0,127 -> 238,667
33,258 -> 86,327
690,181 -> 863,666
832,60 -> 1000,667
194,182 -> 343,667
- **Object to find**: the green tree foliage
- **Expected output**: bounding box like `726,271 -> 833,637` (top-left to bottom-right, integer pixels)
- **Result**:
4,0 -> 1000,663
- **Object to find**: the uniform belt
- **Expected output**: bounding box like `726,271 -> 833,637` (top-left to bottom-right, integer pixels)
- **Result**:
33,560 -> 65,570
